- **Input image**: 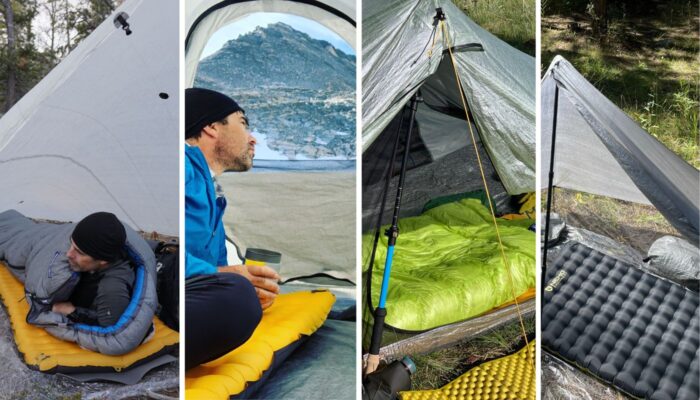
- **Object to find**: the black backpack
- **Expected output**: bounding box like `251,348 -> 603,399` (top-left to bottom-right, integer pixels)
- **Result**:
154,241 -> 179,331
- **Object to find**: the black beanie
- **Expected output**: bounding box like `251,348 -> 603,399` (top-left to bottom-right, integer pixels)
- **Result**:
185,88 -> 244,139
71,212 -> 126,262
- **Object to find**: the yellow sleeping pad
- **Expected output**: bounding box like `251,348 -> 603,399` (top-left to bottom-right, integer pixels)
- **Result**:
401,341 -> 535,400
0,262 -> 179,372
185,290 -> 335,400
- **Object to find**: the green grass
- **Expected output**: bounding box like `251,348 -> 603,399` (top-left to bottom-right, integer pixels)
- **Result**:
455,0 -> 536,56
363,315 -> 535,390
543,3 -> 699,167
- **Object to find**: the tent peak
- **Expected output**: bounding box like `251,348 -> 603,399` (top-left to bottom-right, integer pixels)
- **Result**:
544,55 -> 569,79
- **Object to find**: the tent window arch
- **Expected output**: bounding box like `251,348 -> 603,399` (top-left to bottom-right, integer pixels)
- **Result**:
185,0 -> 355,50
186,0 -> 356,86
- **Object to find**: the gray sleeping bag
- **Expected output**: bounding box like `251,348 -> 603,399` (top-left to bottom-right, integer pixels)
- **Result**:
0,209 -> 157,355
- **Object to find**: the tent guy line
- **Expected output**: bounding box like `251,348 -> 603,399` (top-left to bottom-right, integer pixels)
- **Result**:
440,15 -> 531,362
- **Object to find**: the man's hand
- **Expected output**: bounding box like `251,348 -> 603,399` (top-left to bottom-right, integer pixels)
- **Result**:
52,302 -> 76,315
218,264 -> 280,309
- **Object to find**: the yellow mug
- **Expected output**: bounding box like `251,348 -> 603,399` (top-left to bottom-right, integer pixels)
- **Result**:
244,248 -> 282,274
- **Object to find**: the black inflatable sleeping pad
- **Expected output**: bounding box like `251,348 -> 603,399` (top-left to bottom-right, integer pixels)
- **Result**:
543,242 -> 699,400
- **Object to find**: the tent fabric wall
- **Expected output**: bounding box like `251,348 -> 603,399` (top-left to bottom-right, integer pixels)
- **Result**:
185,0 -> 356,86
362,113 -> 508,230
362,0 -> 535,195
220,172 -> 356,283
0,0 -> 178,236
541,56 -> 700,243
541,76 -> 648,204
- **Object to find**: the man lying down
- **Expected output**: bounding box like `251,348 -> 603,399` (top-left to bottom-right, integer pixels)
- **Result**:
0,209 -> 157,355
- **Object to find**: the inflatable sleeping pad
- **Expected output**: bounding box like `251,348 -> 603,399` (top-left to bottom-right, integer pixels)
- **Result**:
363,199 -> 535,332
0,263 -> 179,373
400,341 -> 535,400
543,242 -> 699,400
185,290 -> 335,399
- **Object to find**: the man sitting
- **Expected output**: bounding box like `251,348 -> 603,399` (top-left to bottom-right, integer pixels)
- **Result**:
184,88 -> 280,369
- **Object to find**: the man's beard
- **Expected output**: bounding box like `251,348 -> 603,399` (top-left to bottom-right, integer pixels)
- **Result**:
67,260 -> 79,271
216,143 -> 252,172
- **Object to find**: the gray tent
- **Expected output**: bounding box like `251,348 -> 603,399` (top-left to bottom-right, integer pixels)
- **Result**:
361,0 -> 536,361
363,0 -> 535,200
0,0 -> 178,236
541,56 -> 700,244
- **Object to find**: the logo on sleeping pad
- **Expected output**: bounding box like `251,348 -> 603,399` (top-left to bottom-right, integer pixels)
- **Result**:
544,270 -> 567,292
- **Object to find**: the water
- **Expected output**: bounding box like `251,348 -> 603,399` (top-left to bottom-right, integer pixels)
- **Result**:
249,159 -> 355,172
253,130 -> 354,163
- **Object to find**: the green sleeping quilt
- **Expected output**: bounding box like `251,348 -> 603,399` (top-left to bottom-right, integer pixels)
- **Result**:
362,198 -> 535,332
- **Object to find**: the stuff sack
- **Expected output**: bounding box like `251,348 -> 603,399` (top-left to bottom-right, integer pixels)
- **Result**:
155,241 -> 179,331
645,235 -> 699,290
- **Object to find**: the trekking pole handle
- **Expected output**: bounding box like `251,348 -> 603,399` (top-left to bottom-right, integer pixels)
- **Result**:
365,307 -> 387,375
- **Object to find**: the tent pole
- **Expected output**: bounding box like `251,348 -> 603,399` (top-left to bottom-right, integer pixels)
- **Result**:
542,83 -> 559,303
365,92 -> 421,376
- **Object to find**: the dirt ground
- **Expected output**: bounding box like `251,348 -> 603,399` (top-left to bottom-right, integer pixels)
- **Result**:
547,188 -> 682,253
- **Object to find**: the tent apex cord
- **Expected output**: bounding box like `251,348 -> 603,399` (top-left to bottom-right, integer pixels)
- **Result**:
440,18 -> 532,362
411,7 -> 444,66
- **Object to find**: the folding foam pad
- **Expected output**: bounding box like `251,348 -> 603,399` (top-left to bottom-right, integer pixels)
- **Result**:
0,263 -> 179,373
400,341 -> 535,400
543,242 -> 699,400
185,290 -> 335,400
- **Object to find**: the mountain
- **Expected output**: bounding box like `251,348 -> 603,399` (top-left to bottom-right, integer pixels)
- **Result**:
195,22 -> 355,92
194,22 -> 356,160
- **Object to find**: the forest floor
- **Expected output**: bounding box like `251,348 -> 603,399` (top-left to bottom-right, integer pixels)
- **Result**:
543,2 -> 699,166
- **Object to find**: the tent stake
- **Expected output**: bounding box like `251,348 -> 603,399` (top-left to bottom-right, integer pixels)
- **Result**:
365,92 -> 421,376
542,83 -> 559,303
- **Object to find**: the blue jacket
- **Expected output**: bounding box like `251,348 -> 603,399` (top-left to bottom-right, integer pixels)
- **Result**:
185,146 -> 227,278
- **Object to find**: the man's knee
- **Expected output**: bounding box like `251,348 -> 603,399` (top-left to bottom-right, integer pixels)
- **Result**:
214,272 -> 262,331
185,273 -> 263,369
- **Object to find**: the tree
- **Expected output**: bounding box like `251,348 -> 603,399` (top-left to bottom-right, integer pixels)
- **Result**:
70,0 -> 113,45
586,0 -> 608,37
592,0 -> 608,35
0,0 -> 112,112
1,0 -> 17,112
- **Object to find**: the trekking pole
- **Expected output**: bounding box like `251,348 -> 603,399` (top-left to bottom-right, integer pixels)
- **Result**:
365,92 -> 421,375
365,107 -> 405,319
542,82 -> 559,304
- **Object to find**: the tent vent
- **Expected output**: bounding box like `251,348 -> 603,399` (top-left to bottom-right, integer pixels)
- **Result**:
443,43 -> 484,54
113,12 -> 132,36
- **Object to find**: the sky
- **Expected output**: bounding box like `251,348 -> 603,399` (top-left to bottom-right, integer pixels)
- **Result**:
200,12 -> 355,60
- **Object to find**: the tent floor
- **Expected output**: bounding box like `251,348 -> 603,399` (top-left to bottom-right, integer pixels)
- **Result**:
252,320 -> 356,399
